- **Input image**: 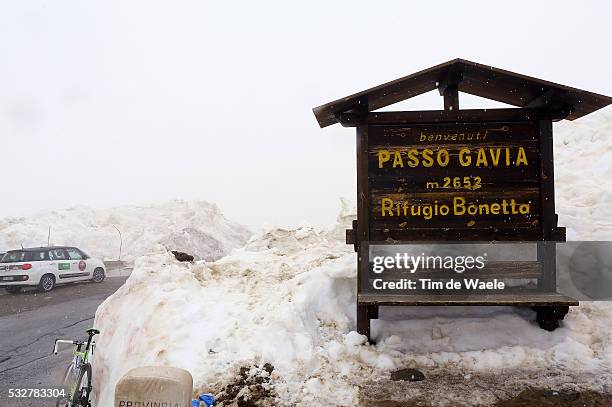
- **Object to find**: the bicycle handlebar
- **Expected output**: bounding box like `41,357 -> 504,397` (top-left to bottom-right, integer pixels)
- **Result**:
53,339 -> 77,355
53,329 -> 99,355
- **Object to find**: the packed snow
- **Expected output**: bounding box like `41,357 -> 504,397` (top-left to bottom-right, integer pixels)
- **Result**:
555,109 -> 612,240
91,110 -> 612,406
0,200 -> 251,262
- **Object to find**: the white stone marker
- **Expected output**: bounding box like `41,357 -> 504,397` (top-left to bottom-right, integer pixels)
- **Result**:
114,366 -> 193,407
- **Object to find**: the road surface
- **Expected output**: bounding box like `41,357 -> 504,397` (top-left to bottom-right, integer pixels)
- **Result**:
0,276 -> 128,407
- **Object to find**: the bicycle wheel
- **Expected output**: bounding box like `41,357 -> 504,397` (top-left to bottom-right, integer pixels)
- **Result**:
71,363 -> 92,407
56,364 -> 74,407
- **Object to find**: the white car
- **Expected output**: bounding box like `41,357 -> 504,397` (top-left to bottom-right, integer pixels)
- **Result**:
0,246 -> 106,293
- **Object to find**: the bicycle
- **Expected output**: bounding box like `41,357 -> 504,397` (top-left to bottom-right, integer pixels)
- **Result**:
53,328 -> 100,407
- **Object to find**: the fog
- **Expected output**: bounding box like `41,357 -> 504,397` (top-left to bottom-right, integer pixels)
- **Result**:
1,0 -> 611,227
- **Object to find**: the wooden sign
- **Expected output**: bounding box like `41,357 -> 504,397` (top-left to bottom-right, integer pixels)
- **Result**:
313,59 -> 612,341
367,121 -> 541,241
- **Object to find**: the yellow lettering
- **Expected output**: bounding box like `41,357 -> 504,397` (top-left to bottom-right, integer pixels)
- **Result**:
468,204 -> 478,215
490,148 -> 501,166
422,149 -> 434,167
516,147 -> 528,166
392,151 -> 404,168
476,148 -> 488,167
478,204 -> 490,214
454,197 -> 466,215
378,150 -> 390,168
381,198 -> 394,216
510,199 -> 519,214
407,149 -> 419,167
459,148 -> 471,166
437,149 -> 450,167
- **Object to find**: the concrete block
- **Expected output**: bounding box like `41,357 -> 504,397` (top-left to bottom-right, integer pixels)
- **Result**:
114,366 -> 193,407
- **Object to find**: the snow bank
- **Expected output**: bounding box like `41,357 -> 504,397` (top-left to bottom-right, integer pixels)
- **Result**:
93,202 -> 360,406
555,109 -> 612,240
92,111 -> 612,406
0,200 -> 251,262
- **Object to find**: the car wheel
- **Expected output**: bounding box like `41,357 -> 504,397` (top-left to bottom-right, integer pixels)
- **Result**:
92,268 -> 105,283
38,274 -> 55,293
5,286 -> 22,294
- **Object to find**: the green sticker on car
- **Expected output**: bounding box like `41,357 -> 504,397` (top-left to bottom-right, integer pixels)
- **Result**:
58,263 -> 71,270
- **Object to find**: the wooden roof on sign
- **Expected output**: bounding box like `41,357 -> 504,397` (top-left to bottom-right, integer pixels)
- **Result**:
312,58 -> 612,128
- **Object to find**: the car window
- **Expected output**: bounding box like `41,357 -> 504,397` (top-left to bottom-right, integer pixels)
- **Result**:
66,248 -> 83,260
1,251 -> 30,263
31,250 -> 48,262
48,249 -> 67,260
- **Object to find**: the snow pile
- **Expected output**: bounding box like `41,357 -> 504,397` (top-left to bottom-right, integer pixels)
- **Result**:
92,111 -> 612,406
0,200 -> 251,261
555,109 -> 612,240
93,202 -> 365,406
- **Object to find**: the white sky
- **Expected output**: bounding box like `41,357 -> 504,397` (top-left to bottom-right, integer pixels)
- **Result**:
1,1 -> 611,227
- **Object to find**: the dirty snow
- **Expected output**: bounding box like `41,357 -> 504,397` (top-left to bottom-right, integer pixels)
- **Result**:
92,110 -> 612,406
0,200 -> 251,261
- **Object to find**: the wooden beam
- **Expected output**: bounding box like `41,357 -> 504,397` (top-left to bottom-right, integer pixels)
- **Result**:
369,227 -> 543,242
537,119 -> 559,292
345,229 -> 355,245
358,292 -> 578,306
376,261 -> 542,280
437,64 -> 463,111
538,119 -> 556,241
313,58 -> 612,127
524,89 -> 573,120
525,89 -> 562,108
336,108 -> 568,127
356,127 -> 370,298
443,85 -> 459,111
356,304 -> 370,338
356,126 -> 369,247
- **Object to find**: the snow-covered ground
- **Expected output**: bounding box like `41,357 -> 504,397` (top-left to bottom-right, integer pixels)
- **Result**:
88,110 -> 612,406
0,200 -> 251,262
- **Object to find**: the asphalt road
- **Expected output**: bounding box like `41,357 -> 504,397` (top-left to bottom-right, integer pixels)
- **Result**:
0,276 -> 128,407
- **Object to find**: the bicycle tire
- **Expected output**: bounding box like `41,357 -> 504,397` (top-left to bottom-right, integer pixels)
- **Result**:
56,364 -> 74,407
71,363 -> 92,407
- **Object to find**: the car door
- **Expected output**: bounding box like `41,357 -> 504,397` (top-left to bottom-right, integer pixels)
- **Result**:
65,247 -> 92,280
29,249 -> 49,282
48,248 -> 80,282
